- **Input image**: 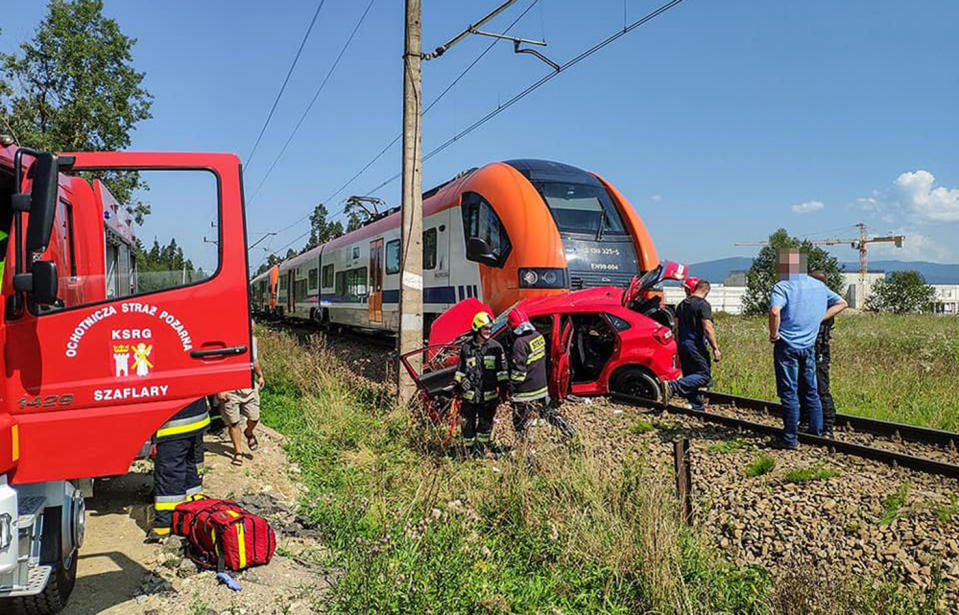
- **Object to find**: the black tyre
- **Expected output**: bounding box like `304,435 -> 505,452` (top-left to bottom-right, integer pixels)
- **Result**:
2,507 -> 78,615
611,367 -> 661,402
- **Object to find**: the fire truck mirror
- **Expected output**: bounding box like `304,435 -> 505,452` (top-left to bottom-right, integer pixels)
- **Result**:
30,260 -> 58,304
25,152 -> 60,255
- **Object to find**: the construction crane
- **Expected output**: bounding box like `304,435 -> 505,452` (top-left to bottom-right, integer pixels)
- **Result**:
735,223 -> 905,306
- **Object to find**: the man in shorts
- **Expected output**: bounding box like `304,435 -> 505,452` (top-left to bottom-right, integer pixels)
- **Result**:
218,320 -> 266,465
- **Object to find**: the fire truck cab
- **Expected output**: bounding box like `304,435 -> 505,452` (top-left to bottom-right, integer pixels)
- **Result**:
0,142 -> 253,613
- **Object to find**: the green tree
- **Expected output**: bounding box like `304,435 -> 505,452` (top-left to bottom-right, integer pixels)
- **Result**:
865,271 -> 936,314
305,203 -> 344,250
0,0 -> 153,221
742,228 -> 845,315
134,237 -> 196,291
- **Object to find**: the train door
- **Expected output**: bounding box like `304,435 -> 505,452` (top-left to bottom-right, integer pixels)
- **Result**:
369,238 -> 384,324
287,270 -> 295,314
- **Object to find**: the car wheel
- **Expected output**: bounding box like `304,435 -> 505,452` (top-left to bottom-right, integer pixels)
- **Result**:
611,366 -> 660,401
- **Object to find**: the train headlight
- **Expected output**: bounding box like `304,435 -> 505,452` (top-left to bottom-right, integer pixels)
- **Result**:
519,268 -> 568,289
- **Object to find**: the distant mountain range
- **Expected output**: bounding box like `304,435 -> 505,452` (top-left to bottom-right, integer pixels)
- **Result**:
687,257 -> 959,285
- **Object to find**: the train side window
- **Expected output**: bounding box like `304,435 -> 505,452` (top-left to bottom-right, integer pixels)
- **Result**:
461,192 -> 511,267
352,246 -> 360,260
334,271 -> 345,296
295,278 -> 308,298
279,276 -> 288,291
385,239 -> 400,274
308,268 -> 318,291
322,264 -> 334,288
423,228 -> 437,270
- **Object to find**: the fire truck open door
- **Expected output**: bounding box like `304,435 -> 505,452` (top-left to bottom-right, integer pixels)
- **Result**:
549,315 -> 573,403
3,152 -> 253,484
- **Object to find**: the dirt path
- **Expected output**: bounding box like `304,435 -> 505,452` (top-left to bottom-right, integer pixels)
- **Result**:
67,422 -> 330,614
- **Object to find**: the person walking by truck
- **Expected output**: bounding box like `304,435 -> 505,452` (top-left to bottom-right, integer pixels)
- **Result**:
768,249 -> 847,449
147,397 -> 210,542
453,311 -> 508,456
218,319 -> 266,466
798,269 -> 843,438
506,308 -> 575,439
661,279 -> 721,410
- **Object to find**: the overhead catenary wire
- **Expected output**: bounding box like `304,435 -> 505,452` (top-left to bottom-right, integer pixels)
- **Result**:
245,0 -> 327,168
362,0 -> 685,197
247,0 -> 377,206
317,0 -> 541,215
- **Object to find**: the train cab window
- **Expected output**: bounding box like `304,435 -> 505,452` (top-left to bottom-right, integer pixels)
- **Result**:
461,191 -> 511,266
423,228 -> 437,270
322,264 -> 334,288
533,182 -> 627,237
386,239 -> 400,274
308,268 -> 318,291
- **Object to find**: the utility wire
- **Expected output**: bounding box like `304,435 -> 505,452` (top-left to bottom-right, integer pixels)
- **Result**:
363,0 -> 685,196
318,0 -> 541,213
245,0 -> 327,168
248,0 -> 377,206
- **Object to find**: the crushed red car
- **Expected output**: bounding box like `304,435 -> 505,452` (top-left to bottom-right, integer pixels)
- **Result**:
401,261 -> 687,417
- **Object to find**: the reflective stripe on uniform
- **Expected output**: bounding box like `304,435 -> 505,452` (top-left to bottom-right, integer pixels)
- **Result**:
513,386 -> 549,401
476,432 -> 491,443
510,371 -> 527,382
496,371 -> 508,382
483,391 -> 499,401
153,526 -> 171,535
527,350 -> 545,364
157,414 -> 210,439
483,355 -> 497,369
186,485 -> 204,498
462,390 -> 476,401
154,494 -> 186,511
453,371 -> 465,382
463,437 -> 475,445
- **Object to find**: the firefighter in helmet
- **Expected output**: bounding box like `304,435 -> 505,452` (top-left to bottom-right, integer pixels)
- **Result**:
453,311 -> 508,456
147,397 -> 210,542
507,307 -> 574,439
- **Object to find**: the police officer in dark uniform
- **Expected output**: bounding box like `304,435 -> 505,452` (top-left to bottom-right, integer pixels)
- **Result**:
506,307 -> 574,439
800,270 -> 838,438
147,398 -> 210,542
453,312 -> 508,456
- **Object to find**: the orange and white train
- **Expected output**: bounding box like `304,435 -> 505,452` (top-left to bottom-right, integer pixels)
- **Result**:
251,159 -> 659,334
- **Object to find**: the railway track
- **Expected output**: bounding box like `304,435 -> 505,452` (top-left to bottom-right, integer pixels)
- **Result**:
611,391 -> 959,479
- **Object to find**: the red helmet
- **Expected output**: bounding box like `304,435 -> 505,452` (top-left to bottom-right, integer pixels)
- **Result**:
507,307 -> 530,329
683,276 -> 701,294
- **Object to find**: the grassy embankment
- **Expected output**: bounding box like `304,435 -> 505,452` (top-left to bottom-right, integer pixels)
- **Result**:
257,328 -> 941,614
712,313 -> 959,432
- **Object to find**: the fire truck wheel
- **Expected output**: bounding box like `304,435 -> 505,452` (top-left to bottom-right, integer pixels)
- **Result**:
611,366 -> 660,402
1,507 -> 78,615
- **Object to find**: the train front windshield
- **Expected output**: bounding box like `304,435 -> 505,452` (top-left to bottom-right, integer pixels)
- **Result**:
534,182 -> 627,237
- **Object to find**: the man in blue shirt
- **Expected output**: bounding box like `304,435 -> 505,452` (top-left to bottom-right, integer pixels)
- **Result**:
768,249 -> 847,448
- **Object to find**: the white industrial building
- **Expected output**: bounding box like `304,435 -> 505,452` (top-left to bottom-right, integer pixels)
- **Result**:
662,271 -> 958,315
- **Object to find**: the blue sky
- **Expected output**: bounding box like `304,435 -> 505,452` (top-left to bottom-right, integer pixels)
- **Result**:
3,0 -> 958,272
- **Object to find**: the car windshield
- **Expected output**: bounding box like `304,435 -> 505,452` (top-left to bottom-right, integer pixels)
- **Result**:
533,181 -> 627,236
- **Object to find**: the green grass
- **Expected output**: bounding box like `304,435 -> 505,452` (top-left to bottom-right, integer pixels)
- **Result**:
712,313 -> 959,431
784,462 -> 840,484
707,437 -> 747,453
744,453 -> 776,477
934,495 -> 959,523
880,483 -> 910,525
629,418 -> 655,434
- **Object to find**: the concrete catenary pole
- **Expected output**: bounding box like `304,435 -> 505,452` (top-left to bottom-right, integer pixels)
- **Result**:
398,0 -> 423,405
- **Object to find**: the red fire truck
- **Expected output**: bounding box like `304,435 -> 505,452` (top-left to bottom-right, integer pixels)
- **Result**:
0,141 -> 252,613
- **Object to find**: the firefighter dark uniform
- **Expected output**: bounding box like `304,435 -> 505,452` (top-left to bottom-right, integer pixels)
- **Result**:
507,309 -> 574,438
151,398 -> 209,538
454,320 -> 508,450
800,317 -> 836,437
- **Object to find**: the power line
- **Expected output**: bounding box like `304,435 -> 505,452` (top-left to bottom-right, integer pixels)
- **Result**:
247,0 -> 377,206
318,0 -> 541,212
363,0 -> 686,196
245,0 -> 327,168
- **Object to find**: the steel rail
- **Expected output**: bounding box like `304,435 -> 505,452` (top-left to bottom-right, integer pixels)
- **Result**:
610,393 -> 959,480
704,391 -> 959,450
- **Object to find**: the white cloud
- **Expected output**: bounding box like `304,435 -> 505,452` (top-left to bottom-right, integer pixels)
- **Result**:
894,170 -> 959,222
650,194 -> 663,202
870,228 -> 952,262
792,200 -> 825,214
